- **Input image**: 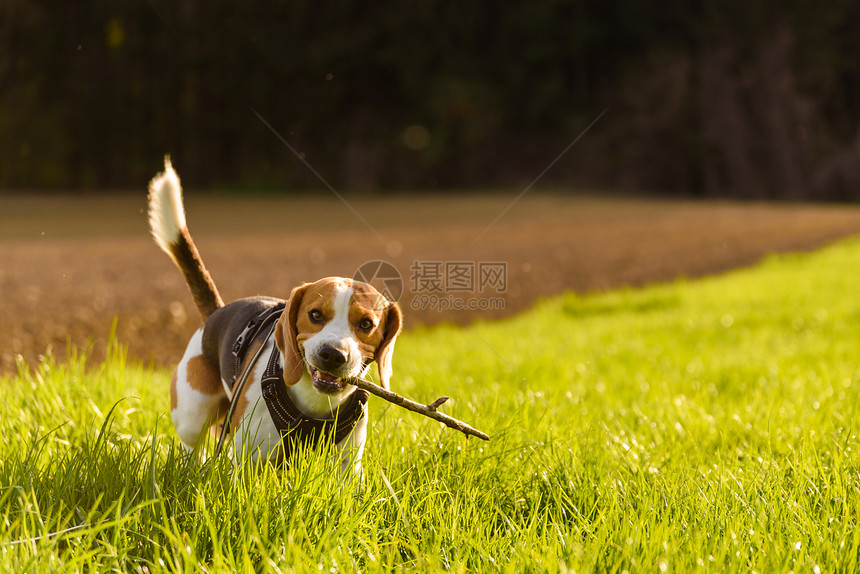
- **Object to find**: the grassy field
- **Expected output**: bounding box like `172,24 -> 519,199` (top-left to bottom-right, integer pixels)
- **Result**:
3,237 -> 860,572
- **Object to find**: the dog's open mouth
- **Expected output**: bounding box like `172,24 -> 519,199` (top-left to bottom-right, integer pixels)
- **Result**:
309,366 -> 347,394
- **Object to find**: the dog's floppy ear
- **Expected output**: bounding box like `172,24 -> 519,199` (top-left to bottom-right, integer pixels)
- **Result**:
275,283 -> 310,385
374,302 -> 403,390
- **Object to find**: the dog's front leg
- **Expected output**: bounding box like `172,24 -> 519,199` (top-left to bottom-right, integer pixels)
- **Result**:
335,412 -> 368,483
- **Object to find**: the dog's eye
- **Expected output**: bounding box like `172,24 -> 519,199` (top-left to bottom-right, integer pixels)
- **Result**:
308,309 -> 325,323
358,317 -> 374,331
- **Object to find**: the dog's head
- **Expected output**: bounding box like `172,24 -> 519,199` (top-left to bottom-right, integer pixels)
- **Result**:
274,277 -> 402,400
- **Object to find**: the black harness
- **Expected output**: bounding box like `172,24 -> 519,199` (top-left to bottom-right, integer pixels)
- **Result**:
215,303 -> 369,461
260,346 -> 369,462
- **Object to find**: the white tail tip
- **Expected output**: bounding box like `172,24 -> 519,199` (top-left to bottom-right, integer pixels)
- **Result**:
147,156 -> 187,254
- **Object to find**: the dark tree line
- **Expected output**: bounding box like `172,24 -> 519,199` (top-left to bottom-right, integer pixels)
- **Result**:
2,0 -> 859,198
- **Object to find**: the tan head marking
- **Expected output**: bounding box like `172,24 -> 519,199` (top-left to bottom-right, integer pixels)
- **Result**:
351,281 -> 403,390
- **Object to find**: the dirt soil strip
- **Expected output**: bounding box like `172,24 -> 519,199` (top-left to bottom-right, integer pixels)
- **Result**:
2,193 -> 860,373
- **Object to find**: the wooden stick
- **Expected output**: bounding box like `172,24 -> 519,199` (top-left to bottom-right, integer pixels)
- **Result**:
345,377 -> 490,441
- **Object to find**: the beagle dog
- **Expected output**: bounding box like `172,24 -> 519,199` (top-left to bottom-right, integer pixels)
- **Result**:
147,158 -> 402,476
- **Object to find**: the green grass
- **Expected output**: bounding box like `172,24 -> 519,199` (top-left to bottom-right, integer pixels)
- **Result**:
4,239 -> 860,572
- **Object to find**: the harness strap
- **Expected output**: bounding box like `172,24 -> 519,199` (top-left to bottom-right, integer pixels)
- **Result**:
214,302 -> 285,458
229,302 -> 287,389
260,346 -> 369,463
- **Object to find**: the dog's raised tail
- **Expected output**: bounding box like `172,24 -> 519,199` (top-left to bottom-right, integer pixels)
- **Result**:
147,157 -> 224,320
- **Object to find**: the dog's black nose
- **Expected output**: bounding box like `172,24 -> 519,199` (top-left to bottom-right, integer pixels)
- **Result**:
316,344 -> 348,371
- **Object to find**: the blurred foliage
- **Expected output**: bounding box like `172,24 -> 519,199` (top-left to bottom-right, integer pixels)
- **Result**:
1,0 -> 859,198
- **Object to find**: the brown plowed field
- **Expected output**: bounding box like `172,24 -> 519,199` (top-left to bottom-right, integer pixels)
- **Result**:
3,192 -> 860,373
